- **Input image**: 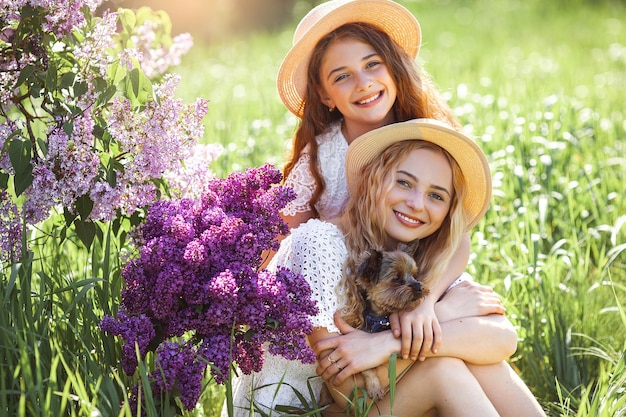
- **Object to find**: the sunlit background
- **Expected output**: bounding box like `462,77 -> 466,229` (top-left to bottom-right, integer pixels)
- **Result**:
100,0 -> 318,40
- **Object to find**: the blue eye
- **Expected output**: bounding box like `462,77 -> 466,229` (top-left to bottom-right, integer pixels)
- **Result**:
397,179 -> 410,188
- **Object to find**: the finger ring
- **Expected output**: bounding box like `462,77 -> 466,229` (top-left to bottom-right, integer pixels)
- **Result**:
336,362 -> 343,370
328,354 -> 336,364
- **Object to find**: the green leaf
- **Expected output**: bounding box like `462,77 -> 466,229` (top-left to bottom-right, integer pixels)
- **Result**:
92,76 -> 107,91
63,209 -> 77,227
9,139 -> 33,197
74,219 -> 96,249
36,136 -> 48,157
74,193 -> 94,220
62,120 -> 74,137
265,317 -> 280,329
30,83 -> 43,98
129,209 -> 144,227
107,61 -> 127,86
124,68 -> 153,108
95,85 -> 118,108
45,65 -> 58,89
0,172 -> 8,189
73,81 -> 88,97
118,8 -> 137,34
128,68 -> 141,97
60,72 -> 76,89
59,224 -> 67,244
15,65 -> 35,88
106,167 -> 117,188
9,139 -> 32,173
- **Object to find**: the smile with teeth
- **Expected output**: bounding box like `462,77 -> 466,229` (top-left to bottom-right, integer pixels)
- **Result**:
395,211 -> 423,225
356,92 -> 381,105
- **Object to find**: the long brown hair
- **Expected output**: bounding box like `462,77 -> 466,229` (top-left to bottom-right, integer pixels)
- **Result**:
338,141 -> 467,322
282,22 -> 459,214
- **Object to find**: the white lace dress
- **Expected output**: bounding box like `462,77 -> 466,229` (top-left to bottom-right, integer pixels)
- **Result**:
224,219 -> 348,417
282,120 -> 349,220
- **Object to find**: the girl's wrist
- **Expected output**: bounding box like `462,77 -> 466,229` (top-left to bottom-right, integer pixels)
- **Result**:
380,329 -> 403,356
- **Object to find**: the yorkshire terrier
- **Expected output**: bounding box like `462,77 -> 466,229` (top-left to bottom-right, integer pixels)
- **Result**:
321,241 -> 429,403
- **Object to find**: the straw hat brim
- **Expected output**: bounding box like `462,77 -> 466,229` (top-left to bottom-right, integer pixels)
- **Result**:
277,0 -> 421,117
346,119 -> 492,231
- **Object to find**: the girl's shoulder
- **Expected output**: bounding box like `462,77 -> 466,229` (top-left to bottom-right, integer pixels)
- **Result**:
291,218 -> 344,243
315,120 -> 344,146
272,218 -> 346,280
289,219 -> 346,260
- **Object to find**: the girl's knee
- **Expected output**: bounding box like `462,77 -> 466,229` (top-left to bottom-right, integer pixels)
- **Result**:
421,357 -> 467,373
418,357 -> 475,387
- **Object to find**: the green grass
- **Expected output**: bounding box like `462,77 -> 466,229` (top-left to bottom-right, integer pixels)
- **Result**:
2,0 -> 625,415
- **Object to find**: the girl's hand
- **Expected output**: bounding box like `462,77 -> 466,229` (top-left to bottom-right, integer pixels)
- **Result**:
435,280 -> 505,322
389,297 -> 441,362
313,312 -> 399,386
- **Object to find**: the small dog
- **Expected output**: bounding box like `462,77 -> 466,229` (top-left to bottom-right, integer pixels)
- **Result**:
321,241 -> 429,403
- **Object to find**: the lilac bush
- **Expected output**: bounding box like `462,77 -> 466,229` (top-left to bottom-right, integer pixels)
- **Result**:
100,163 -> 318,411
0,0 -> 203,250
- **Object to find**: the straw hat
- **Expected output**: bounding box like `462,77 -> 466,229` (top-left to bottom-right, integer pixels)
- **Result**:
277,0 -> 421,117
346,119 -> 492,231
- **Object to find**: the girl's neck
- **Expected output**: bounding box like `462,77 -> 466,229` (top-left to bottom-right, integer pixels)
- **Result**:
341,115 -> 397,144
341,122 -> 367,144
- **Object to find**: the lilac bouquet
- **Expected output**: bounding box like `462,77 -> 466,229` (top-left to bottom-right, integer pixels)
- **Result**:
100,163 -> 318,411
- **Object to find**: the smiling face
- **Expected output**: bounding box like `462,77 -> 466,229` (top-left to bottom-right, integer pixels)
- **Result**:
377,147 -> 454,248
318,38 -> 397,142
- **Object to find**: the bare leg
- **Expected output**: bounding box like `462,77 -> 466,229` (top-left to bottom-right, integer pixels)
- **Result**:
361,357 -> 500,417
467,362 -> 546,417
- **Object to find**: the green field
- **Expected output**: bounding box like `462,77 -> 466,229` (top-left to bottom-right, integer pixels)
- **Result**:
2,0 -> 625,415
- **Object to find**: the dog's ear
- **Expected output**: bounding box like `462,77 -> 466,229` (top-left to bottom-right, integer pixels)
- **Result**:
398,239 -> 419,256
356,250 -> 383,282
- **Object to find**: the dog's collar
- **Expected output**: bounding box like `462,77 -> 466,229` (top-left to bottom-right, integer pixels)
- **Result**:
363,312 -> 391,333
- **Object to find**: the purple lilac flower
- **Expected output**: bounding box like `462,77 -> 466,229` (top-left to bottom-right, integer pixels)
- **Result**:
101,164 -> 318,410
131,20 -> 194,79
100,312 -> 156,376
0,189 -> 22,263
153,341 -> 206,410
24,166 -> 58,224
0,60 -> 19,107
23,121 -> 100,223
73,10 -> 118,81
1,0 -> 102,39
163,143 -> 223,199
94,74 -> 209,221
0,123 -> 15,173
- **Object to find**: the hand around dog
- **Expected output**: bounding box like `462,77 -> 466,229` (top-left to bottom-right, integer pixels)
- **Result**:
435,280 -> 506,322
313,312 -> 397,386
389,296 -> 441,362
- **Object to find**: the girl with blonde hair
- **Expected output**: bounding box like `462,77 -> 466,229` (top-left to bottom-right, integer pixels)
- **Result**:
226,119 -> 545,416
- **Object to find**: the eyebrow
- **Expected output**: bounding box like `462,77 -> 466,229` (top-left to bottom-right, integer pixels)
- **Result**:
397,169 -> 452,197
326,53 -> 379,82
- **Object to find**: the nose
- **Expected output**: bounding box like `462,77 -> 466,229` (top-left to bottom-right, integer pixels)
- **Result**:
409,280 -> 425,300
355,72 -> 373,91
406,191 -> 425,211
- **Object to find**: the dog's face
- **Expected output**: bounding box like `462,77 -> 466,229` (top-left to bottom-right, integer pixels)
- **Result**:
355,246 -> 429,317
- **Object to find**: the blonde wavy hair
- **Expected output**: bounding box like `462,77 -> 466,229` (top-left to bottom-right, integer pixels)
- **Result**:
339,140 -> 468,325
